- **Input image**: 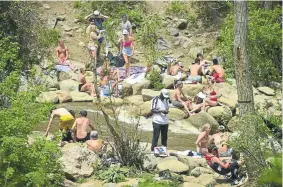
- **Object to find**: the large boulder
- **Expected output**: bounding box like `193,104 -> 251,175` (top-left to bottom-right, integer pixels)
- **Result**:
175,18 -> 188,29
254,94 -> 272,110
60,79 -> 79,92
206,106 -> 232,124
132,79 -> 151,95
162,74 -> 176,89
173,120 -> 200,134
168,108 -> 187,121
257,87 -> 275,96
54,90 -> 72,103
176,155 -> 207,171
214,83 -> 238,110
182,84 -> 203,97
190,167 -> 213,177
121,82 -> 133,97
59,143 -> 101,180
190,174 -> 216,186
93,96 -> 124,106
44,75 -> 59,89
188,47 -> 203,58
35,91 -> 59,104
142,89 -> 160,102
70,91 -> 94,102
124,95 -> 144,106
157,159 -> 189,173
187,112 -> 219,133
227,116 -> 240,132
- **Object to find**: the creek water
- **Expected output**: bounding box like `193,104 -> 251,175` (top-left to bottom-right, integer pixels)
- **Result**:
34,102 -> 197,151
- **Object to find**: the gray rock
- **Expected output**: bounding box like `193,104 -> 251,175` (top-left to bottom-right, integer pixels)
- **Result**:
157,37 -> 171,51
190,167 -> 213,177
169,28 -> 179,36
157,159 -> 189,173
176,155 -> 207,171
173,37 -> 181,46
63,179 -> 78,187
121,82 -> 133,97
76,28 -> 84,33
35,91 -> 59,104
214,83 -> 238,110
43,4 -> 51,9
59,143 -> 101,180
124,95 -> 144,106
187,112 -> 219,133
63,25 -> 73,32
257,87 -> 275,96
73,19 -> 80,23
142,89 -> 160,102
190,174 -> 216,186
182,84 -> 203,97
58,71 -> 72,81
206,106 -> 232,124
188,47 -> 203,58
60,79 -> 79,92
132,79 -> 151,95
176,18 -> 188,29
70,91 -> 94,102
54,90 -> 72,103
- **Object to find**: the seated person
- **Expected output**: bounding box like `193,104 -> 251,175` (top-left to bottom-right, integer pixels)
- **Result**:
172,81 -> 193,116
71,110 -> 95,143
56,40 -> 76,71
188,58 -> 202,83
197,53 -> 212,75
195,123 -> 211,155
100,63 -> 121,97
45,107 -> 75,142
208,125 -> 232,157
207,59 -> 225,84
78,69 -> 96,97
85,131 -> 105,152
189,86 -> 208,114
167,62 -> 185,76
205,144 -> 244,181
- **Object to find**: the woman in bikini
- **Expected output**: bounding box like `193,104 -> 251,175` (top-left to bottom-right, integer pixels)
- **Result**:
120,29 -> 134,77
56,40 -> 76,71
78,69 -> 96,97
195,123 -> 211,155
88,25 -> 100,59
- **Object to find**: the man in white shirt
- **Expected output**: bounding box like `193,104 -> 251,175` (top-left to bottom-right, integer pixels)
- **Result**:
151,89 -> 170,152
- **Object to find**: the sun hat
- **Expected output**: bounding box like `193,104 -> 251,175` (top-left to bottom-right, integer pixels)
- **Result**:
122,29 -> 129,35
93,10 -> 100,16
90,131 -> 98,139
161,89 -> 169,98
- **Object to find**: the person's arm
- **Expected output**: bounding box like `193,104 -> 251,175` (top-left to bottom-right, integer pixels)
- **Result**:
167,63 -> 171,75
212,157 -> 230,169
45,113 -> 54,136
84,13 -> 93,21
56,48 -> 60,61
65,47 -> 69,60
89,122 -> 96,130
128,22 -> 133,37
71,119 -> 77,131
119,39 -> 123,55
208,135 -> 215,145
100,13 -> 109,19
130,38 -> 134,56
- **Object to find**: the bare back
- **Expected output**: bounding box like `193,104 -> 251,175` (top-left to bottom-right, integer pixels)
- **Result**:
74,117 -> 91,139
52,108 -> 71,117
190,64 -> 202,76
173,88 -> 181,101
170,65 -> 180,76
56,46 -> 68,59
86,139 -> 104,152
212,65 -> 225,78
212,132 -> 229,153
78,73 -> 86,84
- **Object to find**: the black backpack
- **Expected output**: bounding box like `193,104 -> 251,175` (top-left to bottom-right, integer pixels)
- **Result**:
107,52 -> 125,68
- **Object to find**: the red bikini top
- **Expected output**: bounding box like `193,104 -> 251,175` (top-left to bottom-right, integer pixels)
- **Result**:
210,90 -> 216,96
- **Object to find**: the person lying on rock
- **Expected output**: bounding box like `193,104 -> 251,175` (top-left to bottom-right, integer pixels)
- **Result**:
197,53 -> 212,76
206,58 -> 225,84
208,125 -> 232,157
187,58 -> 202,84
45,107 -> 75,143
172,81 -> 194,117
195,123 -> 211,155
78,68 -> 96,97
189,85 -> 208,114
85,131 -> 105,152
56,40 -> 76,71
71,110 -> 96,143
205,144 -> 244,183
167,61 -> 185,76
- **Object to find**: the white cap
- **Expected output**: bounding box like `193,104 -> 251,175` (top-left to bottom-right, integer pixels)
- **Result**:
161,89 -> 169,98
93,10 -> 100,16
90,131 -> 98,139
122,29 -> 129,35
218,125 -> 225,130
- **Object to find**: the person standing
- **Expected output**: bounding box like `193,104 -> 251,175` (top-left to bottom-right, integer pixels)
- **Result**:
85,10 -> 109,31
151,89 -> 170,152
117,14 -> 132,50
120,29 -> 134,77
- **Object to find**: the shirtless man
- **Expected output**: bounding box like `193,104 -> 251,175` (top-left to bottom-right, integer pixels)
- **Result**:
71,110 -> 95,142
188,58 -> 202,83
172,81 -> 193,116
78,69 -> 96,97
45,107 -> 75,142
56,40 -> 76,71
208,125 -> 231,157
167,62 -> 185,76
86,131 -> 105,152
197,53 -> 211,75
207,59 -> 225,84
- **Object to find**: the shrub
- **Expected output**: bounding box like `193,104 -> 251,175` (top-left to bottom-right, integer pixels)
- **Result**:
147,69 -> 165,91
95,164 -> 126,183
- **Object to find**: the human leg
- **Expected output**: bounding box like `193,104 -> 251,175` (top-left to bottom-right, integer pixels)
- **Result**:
160,124 -> 168,147
81,83 -> 95,96
151,122 -> 161,151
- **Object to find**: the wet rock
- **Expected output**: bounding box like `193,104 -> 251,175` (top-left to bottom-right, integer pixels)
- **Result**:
257,87 -> 275,96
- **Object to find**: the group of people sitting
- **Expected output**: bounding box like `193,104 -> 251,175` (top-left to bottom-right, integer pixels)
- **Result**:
45,107 -> 104,152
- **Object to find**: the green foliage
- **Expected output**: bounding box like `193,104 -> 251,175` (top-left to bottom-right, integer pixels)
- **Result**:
229,113 -> 282,185
95,164 -> 126,183
166,1 -> 196,25
147,69 -> 165,91
137,174 -> 180,187
217,4 -> 282,82
38,28 -> 60,48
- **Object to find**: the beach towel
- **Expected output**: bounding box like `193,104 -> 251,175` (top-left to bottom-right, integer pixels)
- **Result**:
54,65 -> 71,72
124,72 -> 146,85
97,66 -> 146,80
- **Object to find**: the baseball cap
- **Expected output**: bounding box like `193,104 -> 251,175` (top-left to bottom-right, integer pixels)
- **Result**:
208,144 -> 218,152
93,10 -> 100,16
90,131 -> 98,139
218,125 -> 225,131
161,89 -> 169,98
122,29 -> 129,35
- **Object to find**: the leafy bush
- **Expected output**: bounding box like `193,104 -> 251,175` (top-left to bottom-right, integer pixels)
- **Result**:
137,174 -> 181,187
95,164 -> 126,183
217,3 -> 282,83
147,69 -> 165,91
166,1 -> 196,25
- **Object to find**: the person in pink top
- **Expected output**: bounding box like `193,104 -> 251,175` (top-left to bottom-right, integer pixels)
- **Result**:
119,29 -> 134,77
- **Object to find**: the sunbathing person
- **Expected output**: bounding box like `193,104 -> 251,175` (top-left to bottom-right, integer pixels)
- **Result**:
78,69 -> 96,97
86,131 -> 105,152
197,53 -> 211,75
188,58 -> 202,83
56,40 -> 76,71
208,125 -> 232,157
100,67 -> 121,97
167,62 -> 184,76
71,110 -> 95,143
207,58 -> 225,84
205,144 -> 244,182
172,81 -> 193,116
195,123 -> 211,155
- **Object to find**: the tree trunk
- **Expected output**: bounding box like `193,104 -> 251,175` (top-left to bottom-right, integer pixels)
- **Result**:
264,1 -> 273,10
233,1 -> 255,116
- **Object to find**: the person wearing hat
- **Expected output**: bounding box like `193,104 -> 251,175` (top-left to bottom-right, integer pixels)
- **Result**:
117,14 -> 132,51
172,80 -> 194,116
85,10 -> 109,30
85,131 -> 105,152
119,29 -> 134,77
150,89 -> 170,152
208,125 -> 232,157
71,110 -> 96,143
188,58 -> 202,83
